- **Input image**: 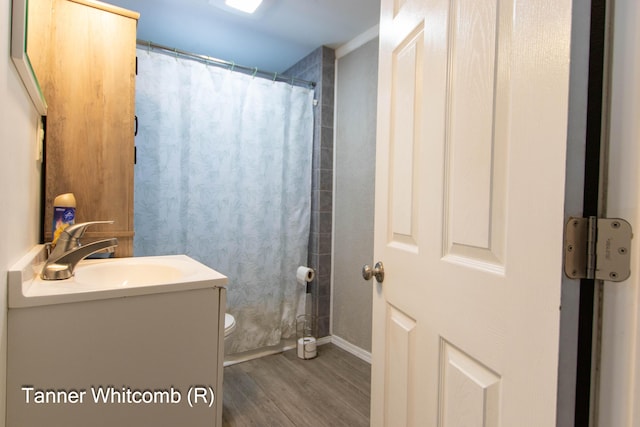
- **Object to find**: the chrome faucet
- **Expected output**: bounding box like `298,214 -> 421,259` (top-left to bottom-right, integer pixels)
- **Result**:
41,221 -> 119,280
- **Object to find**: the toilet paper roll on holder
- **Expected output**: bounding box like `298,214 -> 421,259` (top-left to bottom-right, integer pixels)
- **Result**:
296,266 -> 315,285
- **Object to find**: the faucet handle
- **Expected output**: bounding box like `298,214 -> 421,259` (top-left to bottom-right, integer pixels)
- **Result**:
61,220 -> 115,243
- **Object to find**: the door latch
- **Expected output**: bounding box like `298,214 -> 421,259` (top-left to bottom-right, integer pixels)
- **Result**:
564,216 -> 632,281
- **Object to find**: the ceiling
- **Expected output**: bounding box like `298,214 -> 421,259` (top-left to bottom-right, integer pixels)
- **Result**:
107,0 -> 381,73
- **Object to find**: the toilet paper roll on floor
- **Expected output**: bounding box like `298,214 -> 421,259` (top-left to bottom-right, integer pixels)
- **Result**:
296,266 -> 315,285
297,337 -> 317,359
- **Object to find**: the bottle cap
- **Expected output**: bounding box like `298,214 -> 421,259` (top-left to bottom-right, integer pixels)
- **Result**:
53,193 -> 76,208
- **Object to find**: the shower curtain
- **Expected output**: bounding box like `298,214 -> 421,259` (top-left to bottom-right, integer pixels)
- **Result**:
134,48 -> 314,354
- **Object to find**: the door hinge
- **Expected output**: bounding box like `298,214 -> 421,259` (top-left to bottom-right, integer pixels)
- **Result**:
564,216 -> 633,281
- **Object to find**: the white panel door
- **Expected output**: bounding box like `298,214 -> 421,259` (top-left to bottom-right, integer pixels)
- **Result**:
371,0 -> 575,425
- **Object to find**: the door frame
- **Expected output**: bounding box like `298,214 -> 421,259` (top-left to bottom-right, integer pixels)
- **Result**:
573,0 -> 610,425
597,0 -> 640,424
562,0 -> 640,424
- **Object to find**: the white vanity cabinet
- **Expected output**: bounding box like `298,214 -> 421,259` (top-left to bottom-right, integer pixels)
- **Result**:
7,251 -> 227,427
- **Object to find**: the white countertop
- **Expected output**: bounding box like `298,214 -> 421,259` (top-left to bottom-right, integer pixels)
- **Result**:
9,245 -> 228,308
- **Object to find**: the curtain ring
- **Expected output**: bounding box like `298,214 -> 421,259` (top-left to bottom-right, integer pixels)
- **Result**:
229,61 -> 235,72
252,67 -> 258,78
273,72 -> 278,82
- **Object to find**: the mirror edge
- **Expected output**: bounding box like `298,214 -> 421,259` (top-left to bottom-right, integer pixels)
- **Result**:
11,0 -> 47,116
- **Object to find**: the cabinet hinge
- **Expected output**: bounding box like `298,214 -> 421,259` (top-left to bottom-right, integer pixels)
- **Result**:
564,216 -> 633,281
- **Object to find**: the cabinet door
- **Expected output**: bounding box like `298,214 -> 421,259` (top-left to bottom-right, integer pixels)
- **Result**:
43,0 -> 138,257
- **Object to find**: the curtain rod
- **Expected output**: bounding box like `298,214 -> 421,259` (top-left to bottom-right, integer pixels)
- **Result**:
137,39 -> 316,89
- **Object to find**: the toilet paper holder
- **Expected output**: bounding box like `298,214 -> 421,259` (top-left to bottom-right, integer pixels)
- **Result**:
296,314 -> 317,360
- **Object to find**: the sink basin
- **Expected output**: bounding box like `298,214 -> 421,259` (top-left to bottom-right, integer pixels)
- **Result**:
8,247 -> 228,308
74,258 -> 192,287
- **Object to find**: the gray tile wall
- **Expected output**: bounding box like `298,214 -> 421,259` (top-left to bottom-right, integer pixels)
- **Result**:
286,46 -> 335,338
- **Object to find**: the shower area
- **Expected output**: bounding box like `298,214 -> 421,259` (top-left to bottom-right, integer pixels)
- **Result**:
133,43 -> 335,357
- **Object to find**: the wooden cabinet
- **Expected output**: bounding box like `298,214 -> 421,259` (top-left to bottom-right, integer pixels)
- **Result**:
36,0 -> 139,257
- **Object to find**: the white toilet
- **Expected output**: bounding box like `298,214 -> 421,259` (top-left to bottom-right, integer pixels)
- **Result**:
224,313 -> 236,338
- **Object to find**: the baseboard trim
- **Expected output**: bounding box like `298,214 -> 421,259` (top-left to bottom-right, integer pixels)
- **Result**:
331,335 -> 372,364
223,335 -> 371,366
316,336 -> 332,346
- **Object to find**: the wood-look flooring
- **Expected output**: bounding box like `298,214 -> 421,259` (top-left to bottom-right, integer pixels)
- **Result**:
222,344 -> 371,427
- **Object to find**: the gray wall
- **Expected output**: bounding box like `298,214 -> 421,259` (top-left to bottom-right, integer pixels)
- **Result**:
332,38 -> 378,351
